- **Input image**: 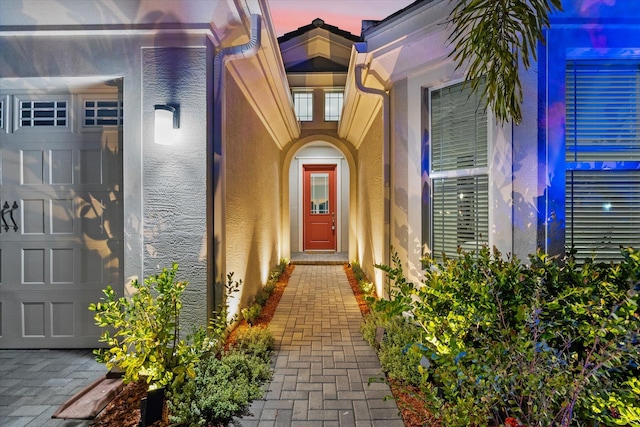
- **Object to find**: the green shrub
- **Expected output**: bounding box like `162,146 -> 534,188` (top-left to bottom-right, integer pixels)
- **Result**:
89,264 -> 204,392
351,260 -> 366,282
361,311 -> 424,386
241,303 -> 262,326
358,279 -> 375,295
230,325 -> 275,362
263,280 -> 276,295
254,287 -> 272,306
168,351 -> 273,426
370,247 -> 640,427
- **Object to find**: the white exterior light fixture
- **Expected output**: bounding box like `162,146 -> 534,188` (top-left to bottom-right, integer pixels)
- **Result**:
154,104 -> 179,145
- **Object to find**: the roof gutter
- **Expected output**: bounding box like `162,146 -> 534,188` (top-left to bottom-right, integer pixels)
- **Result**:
212,14 -> 261,311
353,42 -> 391,295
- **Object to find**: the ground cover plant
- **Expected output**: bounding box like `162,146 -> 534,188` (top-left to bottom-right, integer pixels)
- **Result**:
90,260 -> 293,427
363,247 -> 640,426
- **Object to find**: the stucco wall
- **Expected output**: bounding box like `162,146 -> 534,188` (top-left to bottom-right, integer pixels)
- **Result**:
512,60 -> 540,262
225,73 -> 282,316
389,79 -> 424,282
356,113 -> 385,290
142,46 -> 209,332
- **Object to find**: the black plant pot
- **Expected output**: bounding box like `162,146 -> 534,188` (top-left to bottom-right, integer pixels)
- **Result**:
139,387 -> 165,426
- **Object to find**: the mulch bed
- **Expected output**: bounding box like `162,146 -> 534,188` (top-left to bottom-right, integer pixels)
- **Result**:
90,264 -> 295,427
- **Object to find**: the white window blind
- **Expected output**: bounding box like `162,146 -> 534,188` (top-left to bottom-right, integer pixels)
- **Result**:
566,62 -> 640,161
566,170 -> 640,261
565,61 -> 640,262
430,79 -> 489,259
432,175 -> 489,257
431,79 -> 487,171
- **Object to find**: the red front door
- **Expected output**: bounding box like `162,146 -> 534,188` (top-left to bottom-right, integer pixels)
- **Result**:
303,164 -> 336,250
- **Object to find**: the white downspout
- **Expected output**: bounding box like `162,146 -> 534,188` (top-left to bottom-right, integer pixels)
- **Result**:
353,42 -> 391,295
212,14 -> 261,311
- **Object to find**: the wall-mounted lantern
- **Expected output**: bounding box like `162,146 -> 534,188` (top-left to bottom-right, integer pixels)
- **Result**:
154,104 -> 180,145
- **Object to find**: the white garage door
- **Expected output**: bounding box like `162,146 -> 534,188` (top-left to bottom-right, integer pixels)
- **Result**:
0,88 -> 123,348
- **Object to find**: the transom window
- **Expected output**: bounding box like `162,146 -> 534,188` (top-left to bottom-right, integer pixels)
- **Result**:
20,100 -> 67,127
428,79 -> 488,259
324,91 -> 343,121
293,91 -> 313,122
84,100 -> 123,126
565,61 -> 640,262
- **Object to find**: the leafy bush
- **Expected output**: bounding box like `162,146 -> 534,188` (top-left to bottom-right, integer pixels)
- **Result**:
169,325 -> 274,426
358,279 -> 375,295
370,247 -> 640,427
89,264 -> 203,392
361,310 -> 425,386
168,351 -> 273,426
230,325 -> 275,362
254,286 -> 272,306
241,303 -> 262,326
351,260 -> 366,282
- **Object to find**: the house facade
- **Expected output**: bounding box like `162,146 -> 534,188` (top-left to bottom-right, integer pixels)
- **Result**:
1,0 -> 638,349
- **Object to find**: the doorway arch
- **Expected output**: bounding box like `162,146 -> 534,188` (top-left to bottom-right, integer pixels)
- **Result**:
281,136 -> 356,261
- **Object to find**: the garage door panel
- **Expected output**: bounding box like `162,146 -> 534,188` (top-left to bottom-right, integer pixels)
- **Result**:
79,149 -> 102,184
22,198 -> 46,234
50,149 -> 74,185
21,149 -> 45,185
51,198 -> 75,234
22,302 -> 46,337
0,89 -> 123,349
23,248 -> 46,284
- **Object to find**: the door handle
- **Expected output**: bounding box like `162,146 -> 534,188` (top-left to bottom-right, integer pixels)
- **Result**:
331,212 -> 335,231
1,201 -> 19,232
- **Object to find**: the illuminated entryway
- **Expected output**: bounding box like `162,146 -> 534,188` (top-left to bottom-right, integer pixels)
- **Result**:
0,81 -> 123,348
303,164 -> 336,250
288,142 -> 349,254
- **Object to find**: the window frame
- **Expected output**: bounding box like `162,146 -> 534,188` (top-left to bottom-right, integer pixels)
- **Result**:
324,90 -> 344,122
427,78 -> 491,259
292,90 -> 314,122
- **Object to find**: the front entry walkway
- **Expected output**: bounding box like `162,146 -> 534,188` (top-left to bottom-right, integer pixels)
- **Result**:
242,265 -> 403,427
0,265 -> 403,427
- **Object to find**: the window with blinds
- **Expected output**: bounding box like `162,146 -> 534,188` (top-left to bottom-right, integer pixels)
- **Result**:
431,79 -> 487,171
565,61 -> 640,262
430,79 -> 489,259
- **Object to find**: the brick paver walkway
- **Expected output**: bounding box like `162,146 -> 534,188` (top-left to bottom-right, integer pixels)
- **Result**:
241,264 -> 404,427
0,265 -> 403,427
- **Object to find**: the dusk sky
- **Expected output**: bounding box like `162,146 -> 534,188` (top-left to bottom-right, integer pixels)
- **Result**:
267,0 -> 418,37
